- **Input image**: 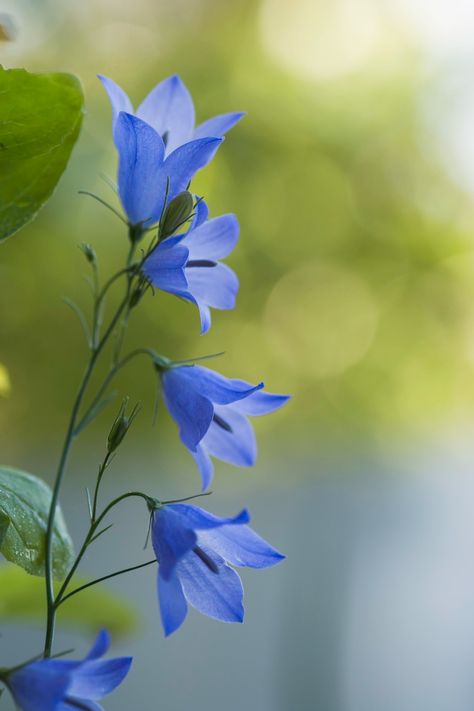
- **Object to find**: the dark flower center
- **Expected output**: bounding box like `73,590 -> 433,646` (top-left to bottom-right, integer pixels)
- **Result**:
186,260 -> 217,268
212,413 -> 233,433
66,698 -> 94,710
193,546 -> 219,574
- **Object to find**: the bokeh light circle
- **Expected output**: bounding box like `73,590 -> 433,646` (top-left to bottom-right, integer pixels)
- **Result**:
264,262 -> 378,378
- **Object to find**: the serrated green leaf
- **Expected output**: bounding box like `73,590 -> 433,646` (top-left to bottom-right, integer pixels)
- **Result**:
0,564 -> 138,636
0,66 -> 84,242
0,466 -> 74,578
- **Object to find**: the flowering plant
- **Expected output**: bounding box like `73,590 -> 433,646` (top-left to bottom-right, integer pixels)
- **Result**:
0,67 -> 289,708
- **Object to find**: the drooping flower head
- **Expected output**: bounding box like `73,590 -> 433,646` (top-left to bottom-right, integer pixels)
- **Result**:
159,364 -> 290,489
115,112 -> 222,229
143,210 -> 239,333
99,73 -> 244,155
151,502 -> 284,636
6,629 -> 131,711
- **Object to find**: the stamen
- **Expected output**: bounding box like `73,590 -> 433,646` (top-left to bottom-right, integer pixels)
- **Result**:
186,260 -> 217,268
161,130 -> 169,148
213,413 -> 233,433
194,546 -> 219,574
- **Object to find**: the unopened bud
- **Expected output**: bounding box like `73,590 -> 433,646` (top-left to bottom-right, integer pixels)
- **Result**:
107,399 -> 140,453
80,243 -> 97,266
160,191 -> 194,239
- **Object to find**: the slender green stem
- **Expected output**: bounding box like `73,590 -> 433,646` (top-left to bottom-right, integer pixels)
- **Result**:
92,450 -> 113,522
43,277 -> 133,658
54,491 -> 151,608
74,348 -> 156,435
57,558 -> 157,606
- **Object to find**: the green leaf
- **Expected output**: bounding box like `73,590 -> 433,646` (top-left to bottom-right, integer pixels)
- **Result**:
0,510 -> 9,548
0,466 -> 74,578
0,564 -> 138,636
0,66 -> 84,242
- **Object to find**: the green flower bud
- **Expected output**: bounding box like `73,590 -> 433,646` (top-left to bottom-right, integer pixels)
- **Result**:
79,243 -> 97,266
107,399 -> 140,453
159,191 -> 194,239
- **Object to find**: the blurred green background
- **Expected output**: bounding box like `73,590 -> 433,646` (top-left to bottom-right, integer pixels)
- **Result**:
4,0 -> 474,459
4,0 -> 474,709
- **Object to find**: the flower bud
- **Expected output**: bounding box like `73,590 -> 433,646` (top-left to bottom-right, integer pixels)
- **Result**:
107,399 -> 140,453
79,243 -> 97,266
159,191 -> 194,239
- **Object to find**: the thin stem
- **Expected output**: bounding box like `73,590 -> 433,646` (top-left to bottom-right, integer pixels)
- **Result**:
57,559 -> 157,605
74,348 -> 156,435
91,450 -> 113,522
78,191 -> 127,225
43,281 -> 133,658
54,491 -> 151,607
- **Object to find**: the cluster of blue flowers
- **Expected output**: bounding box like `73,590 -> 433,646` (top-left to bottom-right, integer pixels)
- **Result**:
4,74 -> 289,709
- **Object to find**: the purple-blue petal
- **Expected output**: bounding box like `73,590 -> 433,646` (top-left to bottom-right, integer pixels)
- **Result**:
115,113 -> 166,226
158,569 -> 188,636
191,442 -> 214,490
8,664 -> 71,711
202,404 -> 257,467
176,546 -> 244,623
185,262 -> 239,311
162,137 -> 223,202
198,524 -> 285,569
161,368 -> 214,450
169,365 -> 264,405
143,241 -> 189,294
97,75 -> 133,136
191,198 -> 209,229
152,507 -> 197,579
182,214 -> 239,261
66,657 -> 132,701
136,75 -> 195,154
85,630 -> 110,661
193,112 -> 245,140
167,503 -> 250,530
232,391 -> 291,416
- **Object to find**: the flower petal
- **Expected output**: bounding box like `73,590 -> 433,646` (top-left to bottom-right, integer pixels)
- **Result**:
177,546 -> 244,623
9,664 -> 71,711
199,524 -> 285,569
170,365 -> 264,405
158,569 -> 188,636
194,112 -> 245,140
191,443 -> 214,490
143,240 -> 189,294
152,507 -> 197,579
136,75 -> 195,154
161,368 -> 214,450
115,113 -> 166,226
202,405 -> 257,467
163,138 -> 223,203
182,214 -> 239,261
85,630 -> 110,660
232,391 -> 291,416
66,657 -> 132,701
97,75 -> 133,135
185,262 -> 239,310
168,503 -> 250,530
191,198 -> 209,229
196,301 -> 212,335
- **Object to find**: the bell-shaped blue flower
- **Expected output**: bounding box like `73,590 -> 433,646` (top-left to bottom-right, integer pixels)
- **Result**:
115,112 -> 222,228
160,365 -> 290,489
99,73 -> 244,155
6,629 -> 131,711
143,212 -> 239,333
151,502 -> 284,636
